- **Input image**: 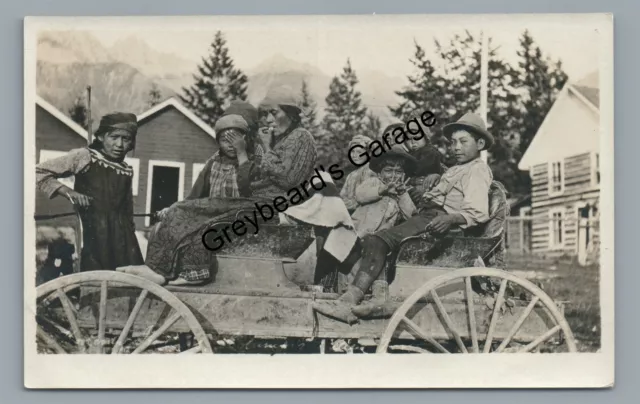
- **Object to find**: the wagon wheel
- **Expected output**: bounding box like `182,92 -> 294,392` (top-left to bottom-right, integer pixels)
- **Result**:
35,271 -> 212,354
377,267 -> 577,354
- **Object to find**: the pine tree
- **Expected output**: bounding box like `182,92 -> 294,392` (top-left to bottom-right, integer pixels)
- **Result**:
148,83 -> 162,108
364,111 -> 382,139
320,59 -> 368,167
513,30 -> 568,155
68,95 -> 87,129
299,79 -> 319,132
180,31 -> 248,126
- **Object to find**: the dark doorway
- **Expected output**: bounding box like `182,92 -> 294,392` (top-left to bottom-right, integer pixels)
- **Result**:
149,165 -> 180,225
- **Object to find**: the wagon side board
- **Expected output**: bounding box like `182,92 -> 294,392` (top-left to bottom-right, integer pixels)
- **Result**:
67,286 -> 557,344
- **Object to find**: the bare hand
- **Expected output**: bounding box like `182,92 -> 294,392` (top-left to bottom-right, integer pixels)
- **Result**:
379,183 -> 398,197
408,187 -> 424,204
65,190 -> 92,208
226,131 -> 247,153
424,174 -> 441,190
425,214 -> 455,234
258,127 -> 273,149
395,178 -> 411,195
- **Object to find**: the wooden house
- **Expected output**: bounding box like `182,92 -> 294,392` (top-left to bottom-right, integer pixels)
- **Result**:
35,96 -> 219,232
518,71 -> 600,265
131,97 -> 218,229
35,95 -> 90,227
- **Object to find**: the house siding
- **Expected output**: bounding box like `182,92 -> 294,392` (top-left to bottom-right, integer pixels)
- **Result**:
35,104 -> 88,228
529,152 -> 599,258
131,107 -> 218,229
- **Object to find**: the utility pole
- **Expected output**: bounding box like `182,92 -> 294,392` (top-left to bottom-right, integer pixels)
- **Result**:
86,86 -> 93,145
479,30 -> 489,163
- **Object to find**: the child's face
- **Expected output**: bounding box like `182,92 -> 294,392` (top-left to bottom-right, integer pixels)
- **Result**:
99,129 -> 134,160
451,130 -> 485,164
406,135 -> 427,152
379,160 -> 405,184
349,145 -> 369,165
217,129 -> 241,158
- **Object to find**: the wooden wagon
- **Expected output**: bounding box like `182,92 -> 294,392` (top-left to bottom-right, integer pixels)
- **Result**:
35,183 -> 577,355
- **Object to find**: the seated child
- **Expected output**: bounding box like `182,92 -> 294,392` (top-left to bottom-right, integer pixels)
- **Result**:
313,112 -> 494,323
404,119 -> 445,196
351,145 -> 417,238
340,135 -> 376,213
118,104 -> 265,286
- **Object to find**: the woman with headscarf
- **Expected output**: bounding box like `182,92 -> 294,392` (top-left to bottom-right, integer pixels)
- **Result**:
36,112 -> 144,271
251,87 -> 317,198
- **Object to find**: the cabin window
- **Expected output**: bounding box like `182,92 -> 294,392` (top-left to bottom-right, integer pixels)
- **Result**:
549,208 -> 565,249
592,152 -> 600,186
548,161 -> 564,195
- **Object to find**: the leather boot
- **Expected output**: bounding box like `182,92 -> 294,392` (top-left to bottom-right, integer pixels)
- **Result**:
312,285 -> 364,324
352,280 -> 395,318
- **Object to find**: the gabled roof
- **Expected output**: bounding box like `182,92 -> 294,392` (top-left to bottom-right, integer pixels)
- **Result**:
137,97 -> 216,139
518,71 -> 600,171
36,95 -> 88,140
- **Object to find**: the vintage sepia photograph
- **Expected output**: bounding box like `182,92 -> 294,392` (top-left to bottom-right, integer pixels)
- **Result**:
24,14 -> 613,388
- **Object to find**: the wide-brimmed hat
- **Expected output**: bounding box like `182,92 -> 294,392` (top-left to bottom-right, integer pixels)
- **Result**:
259,86 -> 302,115
95,112 -> 138,137
442,112 -> 494,149
369,144 -> 418,176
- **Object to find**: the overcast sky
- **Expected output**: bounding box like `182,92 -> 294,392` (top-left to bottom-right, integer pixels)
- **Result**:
51,14 -> 604,82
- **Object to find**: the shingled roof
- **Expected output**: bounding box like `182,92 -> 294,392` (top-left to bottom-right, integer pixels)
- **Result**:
571,71 -> 599,110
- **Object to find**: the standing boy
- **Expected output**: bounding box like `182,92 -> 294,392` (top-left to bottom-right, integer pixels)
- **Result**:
313,112 -> 494,323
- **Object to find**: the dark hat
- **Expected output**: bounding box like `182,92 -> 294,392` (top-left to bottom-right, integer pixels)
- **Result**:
369,144 -> 418,176
442,112 -> 494,149
95,112 -> 138,137
223,101 -> 259,132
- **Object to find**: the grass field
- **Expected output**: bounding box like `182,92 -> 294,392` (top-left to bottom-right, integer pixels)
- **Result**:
532,262 -> 601,352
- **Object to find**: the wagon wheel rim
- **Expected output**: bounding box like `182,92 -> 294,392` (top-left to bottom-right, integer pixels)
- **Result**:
376,267 -> 577,354
36,271 -> 212,354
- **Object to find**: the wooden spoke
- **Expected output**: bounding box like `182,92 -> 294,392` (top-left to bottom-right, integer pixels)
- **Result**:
401,316 -> 449,353
483,279 -> 507,353
465,277 -> 479,353
389,345 -> 432,354
377,267 -> 577,355
36,271 -> 213,355
519,325 -> 562,353
179,345 -> 203,354
495,296 -> 540,353
96,281 -> 108,353
112,289 -> 149,354
430,290 -> 468,353
36,325 -> 67,354
132,311 -> 182,354
55,288 -> 85,350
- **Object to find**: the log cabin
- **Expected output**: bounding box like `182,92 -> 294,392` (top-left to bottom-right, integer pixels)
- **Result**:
518,71 -> 600,265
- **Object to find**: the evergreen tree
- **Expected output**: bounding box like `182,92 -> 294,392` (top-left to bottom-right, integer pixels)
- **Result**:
68,95 -> 87,129
180,31 -> 248,126
299,79 -> 319,132
320,59 -> 368,167
364,111 -> 382,138
148,83 -> 162,108
513,30 -> 568,155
